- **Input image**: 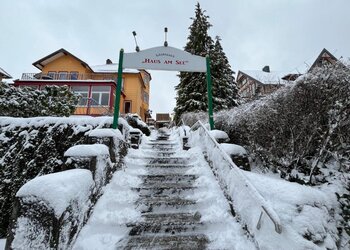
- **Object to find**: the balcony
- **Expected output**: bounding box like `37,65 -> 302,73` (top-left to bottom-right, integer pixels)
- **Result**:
21,72 -> 118,81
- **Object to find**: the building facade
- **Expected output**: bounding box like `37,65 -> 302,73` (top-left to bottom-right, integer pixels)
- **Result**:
14,48 -> 151,121
237,48 -> 338,100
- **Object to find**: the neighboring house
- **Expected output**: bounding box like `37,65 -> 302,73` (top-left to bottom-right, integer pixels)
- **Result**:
308,48 -> 339,72
0,67 -> 12,81
14,48 -> 151,121
237,48 -> 339,100
236,66 -> 298,99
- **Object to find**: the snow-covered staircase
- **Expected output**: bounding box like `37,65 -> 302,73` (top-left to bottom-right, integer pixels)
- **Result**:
116,131 -> 209,249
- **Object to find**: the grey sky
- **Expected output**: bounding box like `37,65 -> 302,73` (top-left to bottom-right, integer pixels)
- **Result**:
1,0 -> 349,116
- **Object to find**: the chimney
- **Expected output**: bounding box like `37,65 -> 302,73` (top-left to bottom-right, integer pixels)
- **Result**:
106,59 -> 113,64
262,65 -> 270,73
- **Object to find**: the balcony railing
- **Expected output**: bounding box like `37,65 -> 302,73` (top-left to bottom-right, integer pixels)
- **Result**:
74,97 -> 113,116
21,73 -> 118,81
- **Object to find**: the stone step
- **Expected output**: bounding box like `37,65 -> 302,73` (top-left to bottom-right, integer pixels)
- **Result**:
128,223 -> 203,236
133,182 -> 195,191
134,186 -> 196,197
146,163 -> 193,168
148,158 -> 190,165
117,234 -> 209,250
141,174 -> 197,184
145,166 -> 192,175
138,197 -> 196,207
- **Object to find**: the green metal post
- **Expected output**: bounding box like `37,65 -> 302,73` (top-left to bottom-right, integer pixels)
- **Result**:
112,49 -> 124,129
206,56 -> 214,130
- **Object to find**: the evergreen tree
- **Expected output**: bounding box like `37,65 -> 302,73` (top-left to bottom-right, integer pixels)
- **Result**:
211,36 -> 239,109
174,2 -> 214,122
174,3 -> 239,122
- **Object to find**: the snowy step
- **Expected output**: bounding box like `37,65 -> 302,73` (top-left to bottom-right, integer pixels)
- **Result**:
146,163 -> 193,168
148,158 -> 190,165
141,174 -> 197,184
135,186 -> 196,197
145,166 -> 192,175
117,234 -> 208,249
134,182 -> 195,190
128,222 -> 203,236
138,197 -> 196,207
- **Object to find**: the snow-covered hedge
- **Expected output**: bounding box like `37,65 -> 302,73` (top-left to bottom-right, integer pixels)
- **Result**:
184,63 -> 350,247
190,126 -> 339,249
5,122 -> 128,249
0,117 -> 127,239
125,113 -> 150,136
0,83 -> 78,117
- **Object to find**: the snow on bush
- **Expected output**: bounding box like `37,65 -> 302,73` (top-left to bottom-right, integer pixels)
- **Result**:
220,143 -> 247,156
125,113 -> 150,136
0,116 -> 126,238
190,126 -> 339,249
184,63 -> 350,246
0,83 -> 78,117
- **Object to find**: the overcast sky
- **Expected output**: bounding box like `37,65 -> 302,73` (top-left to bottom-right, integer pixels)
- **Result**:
1,0 -> 349,116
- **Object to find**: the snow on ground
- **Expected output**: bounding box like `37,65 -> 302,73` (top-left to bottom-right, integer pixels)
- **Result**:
0,239 -> 5,250
185,147 -> 257,249
189,126 -> 340,249
72,152 -> 146,250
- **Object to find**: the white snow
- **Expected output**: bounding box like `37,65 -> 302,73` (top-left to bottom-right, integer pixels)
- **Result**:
208,129 -> 229,141
16,169 -> 94,218
189,124 -> 339,249
72,155 -> 144,250
129,128 -> 142,134
88,128 -> 123,140
64,144 -> 110,158
91,63 -> 140,74
0,239 -> 5,250
220,143 -> 247,156
240,70 -> 295,85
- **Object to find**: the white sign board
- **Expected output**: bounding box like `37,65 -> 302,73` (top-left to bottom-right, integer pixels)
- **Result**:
123,46 -> 207,72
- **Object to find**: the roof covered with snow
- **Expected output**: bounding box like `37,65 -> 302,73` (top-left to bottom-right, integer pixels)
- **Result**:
91,63 -> 140,74
239,70 -> 295,85
0,67 -> 12,79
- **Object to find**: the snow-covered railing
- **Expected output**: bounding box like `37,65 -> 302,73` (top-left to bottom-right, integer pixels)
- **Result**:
190,120 -> 282,234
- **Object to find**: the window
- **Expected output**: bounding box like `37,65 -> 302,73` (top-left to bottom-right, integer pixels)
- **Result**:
70,71 -> 79,80
47,71 -> 56,80
71,86 -> 89,106
91,86 -> 110,106
58,71 -> 68,80
143,92 -> 149,104
124,101 -> 131,114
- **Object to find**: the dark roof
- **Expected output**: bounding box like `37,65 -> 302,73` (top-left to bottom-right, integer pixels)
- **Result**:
0,67 -> 12,79
309,48 -> 338,72
32,48 -> 93,72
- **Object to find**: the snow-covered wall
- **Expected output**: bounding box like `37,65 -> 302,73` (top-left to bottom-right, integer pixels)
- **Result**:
0,117 -> 129,248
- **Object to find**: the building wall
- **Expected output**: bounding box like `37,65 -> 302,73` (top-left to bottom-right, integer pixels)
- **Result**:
42,54 -> 91,74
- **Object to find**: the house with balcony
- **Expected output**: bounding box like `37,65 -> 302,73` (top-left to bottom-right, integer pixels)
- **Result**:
0,67 -> 12,81
14,48 -> 151,121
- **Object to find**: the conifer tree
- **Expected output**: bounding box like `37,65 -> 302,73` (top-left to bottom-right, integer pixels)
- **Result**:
174,2 -> 214,122
211,36 -> 239,109
174,3 -> 239,122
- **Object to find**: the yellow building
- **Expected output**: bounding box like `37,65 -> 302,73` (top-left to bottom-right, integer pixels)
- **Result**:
14,48 -> 151,121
